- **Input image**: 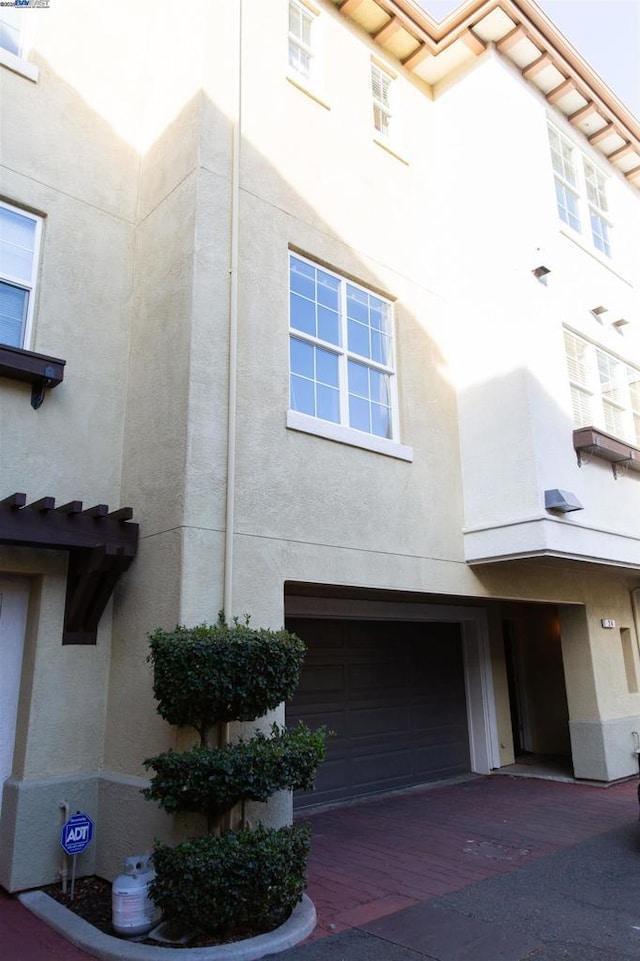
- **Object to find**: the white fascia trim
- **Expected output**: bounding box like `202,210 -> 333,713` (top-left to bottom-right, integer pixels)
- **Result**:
464,516 -> 640,569
0,48 -> 38,82
287,409 -> 413,461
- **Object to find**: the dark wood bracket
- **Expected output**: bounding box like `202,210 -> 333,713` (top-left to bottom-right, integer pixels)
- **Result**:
573,427 -> 640,480
0,492 -> 139,644
0,344 -> 66,409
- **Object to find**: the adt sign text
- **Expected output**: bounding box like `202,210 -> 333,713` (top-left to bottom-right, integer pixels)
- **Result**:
60,813 -> 94,856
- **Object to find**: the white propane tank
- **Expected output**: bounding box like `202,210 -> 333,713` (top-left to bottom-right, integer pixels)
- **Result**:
112,854 -> 161,938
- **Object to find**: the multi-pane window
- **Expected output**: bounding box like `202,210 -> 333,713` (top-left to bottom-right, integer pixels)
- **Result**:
564,329 -> 640,446
288,0 -> 316,84
0,9 -> 23,57
583,160 -> 611,256
289,254 -> 397,440
548,125 -> 612,257
548,126 -> 580,231
0,202 -> 42,349
371,63 -> 392,139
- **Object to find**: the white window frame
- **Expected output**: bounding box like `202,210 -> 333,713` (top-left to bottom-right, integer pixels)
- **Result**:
564,328 -> 640,446
0,7 -> 24,57
548,124 -> 612,259
371,61 -> 393,140
0,201 -> 43,351
287,252 -> 412,461
0,9 -> 39,82
583,159 -> 612,257
288,0 -> 321,91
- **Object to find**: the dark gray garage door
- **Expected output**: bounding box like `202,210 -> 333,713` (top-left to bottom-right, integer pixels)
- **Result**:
286,618 -> 470,808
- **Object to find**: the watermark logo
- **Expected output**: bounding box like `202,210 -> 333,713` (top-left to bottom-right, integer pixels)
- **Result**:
0,0 -> 51,7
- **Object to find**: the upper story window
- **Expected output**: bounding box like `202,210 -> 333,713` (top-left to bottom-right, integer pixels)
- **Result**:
548,125 -> 612,258
0,8 -> 23,57
0,202 -> 42,349
583,160 -> 611,257
288,0 -> 317,85
564,328 -> 640,446
371,62 -> 393,139
289,254 -> 399,443
0,8 -> 38,82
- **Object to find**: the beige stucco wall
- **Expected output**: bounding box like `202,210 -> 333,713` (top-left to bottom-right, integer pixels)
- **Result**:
1,0 -> 639,889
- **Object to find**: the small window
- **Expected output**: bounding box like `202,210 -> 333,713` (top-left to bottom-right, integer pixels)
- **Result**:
547,125 -> 612,258
289,254 -> 399,442
548,126 -> 581,232
564,329 -> 593,427
0,202 -> 42,350
596,349 -> 626,438
583,160 -> 611,257
0,8 -> 23,57
371,63 -> 393,139
563,328 -> 640,446
288,0 -> 316,84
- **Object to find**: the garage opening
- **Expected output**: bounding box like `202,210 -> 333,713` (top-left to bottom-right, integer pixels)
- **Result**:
286,617 -> 471,808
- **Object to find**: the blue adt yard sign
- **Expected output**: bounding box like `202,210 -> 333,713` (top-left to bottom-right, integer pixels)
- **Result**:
60,812 -> 94,856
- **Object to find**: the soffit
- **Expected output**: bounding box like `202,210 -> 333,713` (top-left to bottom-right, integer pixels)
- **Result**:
332,0 -> 640,187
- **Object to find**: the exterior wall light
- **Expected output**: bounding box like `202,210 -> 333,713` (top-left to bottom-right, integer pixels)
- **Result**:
532,265 -> 551,284
544,489 -> 584,512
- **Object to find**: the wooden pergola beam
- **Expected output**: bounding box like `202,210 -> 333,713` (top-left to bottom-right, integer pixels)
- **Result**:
0,492 -> 139,645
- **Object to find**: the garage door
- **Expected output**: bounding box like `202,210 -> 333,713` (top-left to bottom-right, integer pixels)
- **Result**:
286,617 -> 470,808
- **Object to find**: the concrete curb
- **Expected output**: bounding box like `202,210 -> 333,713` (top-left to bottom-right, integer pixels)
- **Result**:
19,890 -> 317,961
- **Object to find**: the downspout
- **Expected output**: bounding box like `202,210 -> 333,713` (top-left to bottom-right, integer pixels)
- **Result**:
223,0 -> 242,621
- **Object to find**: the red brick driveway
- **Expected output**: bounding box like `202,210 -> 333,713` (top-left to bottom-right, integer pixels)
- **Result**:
1,773 -> 637,959
301,774 -> 637,939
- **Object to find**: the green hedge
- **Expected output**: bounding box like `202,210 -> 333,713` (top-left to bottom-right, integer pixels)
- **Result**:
150,824 -> 311,936
143,723 -> 326,823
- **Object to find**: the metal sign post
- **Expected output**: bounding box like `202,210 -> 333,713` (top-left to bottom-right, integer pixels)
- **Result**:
60,812 -> 95,899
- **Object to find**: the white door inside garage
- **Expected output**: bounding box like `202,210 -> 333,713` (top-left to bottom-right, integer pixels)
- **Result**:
287,618 -> 472,808
0,577 -> 29,813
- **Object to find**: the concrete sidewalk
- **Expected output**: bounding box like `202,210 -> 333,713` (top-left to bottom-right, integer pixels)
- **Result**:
2,774 -> 639,961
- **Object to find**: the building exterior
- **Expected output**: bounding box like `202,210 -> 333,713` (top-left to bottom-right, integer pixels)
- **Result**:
1,0 -> 639,892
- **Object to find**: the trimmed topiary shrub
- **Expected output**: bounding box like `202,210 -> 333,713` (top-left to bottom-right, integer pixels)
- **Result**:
147,620 -> 307,744
143,613 -> 326,940
143,723 -> 327,826
150,823 -> 311,936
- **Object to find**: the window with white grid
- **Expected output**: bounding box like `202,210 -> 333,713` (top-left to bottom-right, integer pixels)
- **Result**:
549,126 -> 581,232
583,160 -> 611,257
288,0 -> 317,85
548,125 -> 612,258
564,328 -> 640,446
0,8 -> 23,57
0,202 -> 42,350
289,253 -> 399,442
371,63 -> 393,139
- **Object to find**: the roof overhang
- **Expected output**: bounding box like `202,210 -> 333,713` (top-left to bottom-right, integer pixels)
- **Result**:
332,0 -> 640,186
